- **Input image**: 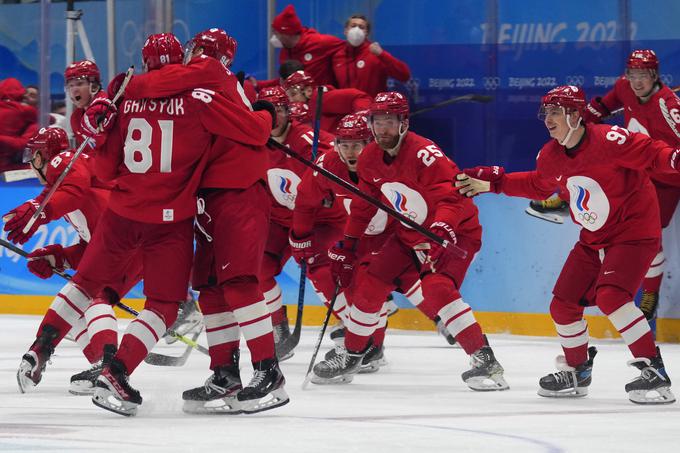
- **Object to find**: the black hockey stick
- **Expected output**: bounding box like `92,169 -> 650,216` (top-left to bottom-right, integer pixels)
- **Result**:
21,66 -> 134,235
278,87 -> 325,358
302,284 -> 340,390
267,139 -> 468,259
410,94 -> 494,118
0,237 -> 208,361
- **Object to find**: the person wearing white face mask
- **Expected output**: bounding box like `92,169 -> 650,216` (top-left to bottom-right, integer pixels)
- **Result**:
332,14 -> 411,97
258,4 -> 344,90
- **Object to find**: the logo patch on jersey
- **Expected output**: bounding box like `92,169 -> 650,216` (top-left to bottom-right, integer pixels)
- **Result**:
566,176 -> 610,232
380,182 -> 428,228
342,198 -> 388,235
267,168 -> 301,210
163,209 -> 174,222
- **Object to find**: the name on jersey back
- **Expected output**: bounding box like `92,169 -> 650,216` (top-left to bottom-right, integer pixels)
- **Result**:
122,98 -> 185,116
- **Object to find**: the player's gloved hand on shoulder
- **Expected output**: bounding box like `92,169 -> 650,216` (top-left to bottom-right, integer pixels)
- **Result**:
2,200 -> 53,244
251,100 -> 277,129
27,244 -> 68,279
328,238 -> 358,288
81,97 -> 117,135
455,165 -> 505,197
427,221 -> 462,273
289,231 -> 318,265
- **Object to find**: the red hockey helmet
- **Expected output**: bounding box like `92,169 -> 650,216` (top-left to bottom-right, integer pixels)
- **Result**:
25,127 -> 69,162
64,60 -> 101,85
335,113 -> 371,141
282,70 -> 315,91
627,49 -> 659,71
369,91 -> 409,118
191,28 -> 237,68
288,101 -> 310,122
540,85 -> 586,116
258,86 -> 289,107
142,33 -> 184,71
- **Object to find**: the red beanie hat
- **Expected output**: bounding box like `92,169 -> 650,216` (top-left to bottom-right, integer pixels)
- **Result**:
272,4 -> 303,35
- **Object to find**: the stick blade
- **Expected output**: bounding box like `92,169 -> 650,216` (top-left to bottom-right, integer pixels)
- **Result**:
143,331 -> 199,367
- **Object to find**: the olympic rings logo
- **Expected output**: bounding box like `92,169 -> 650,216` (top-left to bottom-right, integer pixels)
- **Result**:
483,77 -> 501,91
577,211 -> 598,224
565,75 -> 585,86
280,193 -> 297,203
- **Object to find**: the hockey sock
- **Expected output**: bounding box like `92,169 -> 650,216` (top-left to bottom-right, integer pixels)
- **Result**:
116,299 -> 178,374
598,286 -> 657,359
371,302 -> 389,348
550,296 -> 589,367
69,319 -> 98,363
642,250 -> 664,293
344,272 -> 393,352
198,286 -> 241,369
309,278 -> 349,323
262,281 -> 284,324
223,277 -> 274,363
421,273 -> 484,354
35,282 -> 93,350
84,295 -> 118,362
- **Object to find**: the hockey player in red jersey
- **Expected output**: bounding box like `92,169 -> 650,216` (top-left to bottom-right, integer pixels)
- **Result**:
456,85 -> 678,404
118,28 -> 289,414
282,70 -> 372,133
4,127 -> 140,395
314,92 -> 508,390
60,33 -> 273,416
581,50 -> 680,328
257,85 -> 334,360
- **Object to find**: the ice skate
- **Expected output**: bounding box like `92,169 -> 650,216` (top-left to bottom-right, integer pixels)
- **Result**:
164,294 -> 203,344
462,343 -> 509,391
625,348 -> 675,405
17,325 -> 58,393
92,345 -> 141,416
69,360 -> 104,395
525,195 -> 568,224
182,362 -> 243,414
328,320 -> 345,346
324,343 -> 387,374
237,358 -> 289,414
434,315 -> 458,346
538,346 -> 597,398
312,343 -> 368,385
274,306 -> 294,361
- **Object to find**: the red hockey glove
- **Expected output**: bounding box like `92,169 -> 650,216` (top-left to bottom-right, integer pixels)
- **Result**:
81,97 -> 117,135
456,165 -> 505,197
582,97 -> 610,123
27,244 -> 68,279
289,231 -> 319,265
107,72 -> 129,104
328,238 -> 358,288
3,200 -> 53,244
427,221 -> 460,273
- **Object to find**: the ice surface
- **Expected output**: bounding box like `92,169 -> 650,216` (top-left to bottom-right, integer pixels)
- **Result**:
1,315 -> 679,452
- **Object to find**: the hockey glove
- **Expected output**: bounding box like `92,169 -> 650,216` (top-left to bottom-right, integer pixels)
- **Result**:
3,200 -> 53,244
583,97 -> 610,123
107,72 -> 130,105
252,100 -> 277,129
455,165 -> 505,197
27,244 -> 68,279
328,238 -> 358,288
81,97 -> 117,135
427,221 -> 460,273
289,231 -> 319,265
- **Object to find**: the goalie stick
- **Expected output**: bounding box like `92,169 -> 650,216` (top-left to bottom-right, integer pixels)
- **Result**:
20,66 -> 134,235
267,139 -> 468,259
277,86 -> 325,359
0,237 -> 208,364
302,284 -> 340,390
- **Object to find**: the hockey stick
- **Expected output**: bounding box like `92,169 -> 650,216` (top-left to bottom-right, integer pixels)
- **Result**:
21,66 -> 134,235
302,284 -> 341,390
145,330 -> 203,367
267,139 -> 468,259
410,94 -> 494,118
0,237 -> 208,360
278,87 -> 325,357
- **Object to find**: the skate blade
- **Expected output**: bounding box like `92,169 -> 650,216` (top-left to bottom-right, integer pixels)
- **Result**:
239,388 -> 290,414
465,375 -> 510,391
359,357 -> 388,374
310,373 -> 355,385
16,362 -> 36,394
628,387 -> 676,405
525,207 -> 564,224
182,397 -> 242,414
537,387 -> 588,398
69,381 -> 95,396
92,388 -> 138,416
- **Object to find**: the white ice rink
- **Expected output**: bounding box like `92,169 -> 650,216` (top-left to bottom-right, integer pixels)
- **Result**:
1,315 -> 679,453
